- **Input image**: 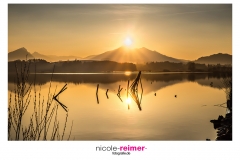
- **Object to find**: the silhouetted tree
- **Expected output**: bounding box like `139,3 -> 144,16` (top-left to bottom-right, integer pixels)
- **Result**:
188,62 -> 195,72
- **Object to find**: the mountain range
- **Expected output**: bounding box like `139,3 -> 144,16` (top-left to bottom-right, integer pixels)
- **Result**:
82,46 -> 187,63
8,47 -> 232,65
8,47 -> 81,62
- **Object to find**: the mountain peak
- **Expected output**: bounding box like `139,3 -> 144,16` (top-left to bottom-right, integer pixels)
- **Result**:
8,47 -> 34,61
116,46 -> 150,52
9,47 -> 28,53
32,52 -> 40,55
19,47 -> 27,51
87,46 -> 183,63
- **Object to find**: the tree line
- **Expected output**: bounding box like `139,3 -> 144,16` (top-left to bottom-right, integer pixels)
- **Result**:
137,61 -> 231,72
8,59 -> 232,73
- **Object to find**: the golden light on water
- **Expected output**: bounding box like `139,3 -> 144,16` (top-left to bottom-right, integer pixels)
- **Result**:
124,71 -> 131,76
125,97 -> 132,105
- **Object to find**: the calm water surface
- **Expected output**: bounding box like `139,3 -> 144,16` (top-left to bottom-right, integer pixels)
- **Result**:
8,72 -> 230,140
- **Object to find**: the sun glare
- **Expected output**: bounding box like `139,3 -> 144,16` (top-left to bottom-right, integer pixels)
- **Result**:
124,37 -> 133,47
124,71 -> 131,76
125,97 -> 132,105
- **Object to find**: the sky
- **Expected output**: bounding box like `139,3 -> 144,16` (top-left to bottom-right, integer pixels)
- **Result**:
8,4 -> 232,60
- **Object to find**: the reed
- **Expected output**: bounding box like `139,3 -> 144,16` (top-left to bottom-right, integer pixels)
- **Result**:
8,59 -> 73,140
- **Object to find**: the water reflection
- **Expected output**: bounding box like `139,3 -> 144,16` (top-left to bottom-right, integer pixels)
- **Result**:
53,84 -> 68,112
128,71 -> 143,111
8,72 -> 232,91
93,71 -> 145,111
8,72 -> 232,140
106,89 -> 109,99
124,71 -> 132,76
96,84 -> 99,104
117,85 -> 123,102
125,97 -> 132,105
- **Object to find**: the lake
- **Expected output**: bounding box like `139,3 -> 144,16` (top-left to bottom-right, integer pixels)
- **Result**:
8,72 -> 231,140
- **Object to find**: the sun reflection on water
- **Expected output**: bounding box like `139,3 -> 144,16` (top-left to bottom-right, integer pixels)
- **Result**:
124,71 -> 131,76
125,97 -> 132,104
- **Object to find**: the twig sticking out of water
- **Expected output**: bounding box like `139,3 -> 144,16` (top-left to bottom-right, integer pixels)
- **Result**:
118,96 -> 123,102
128,71 -> 143,111
96,84 -> 99,104
214,102 -> 227,108
53,84 -> 67,99
117,85 -> 123,97
127,80 -> 129,98
117,85 -> 123,102
127,80 -> 130,110
53,84 -> 68,112
106,89 -> 109,99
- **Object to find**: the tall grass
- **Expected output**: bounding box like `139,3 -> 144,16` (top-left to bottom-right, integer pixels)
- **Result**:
8,59 -> 73,140
221,77 -> 232,102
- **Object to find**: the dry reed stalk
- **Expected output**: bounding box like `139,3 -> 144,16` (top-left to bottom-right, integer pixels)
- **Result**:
8,59 -> 74,140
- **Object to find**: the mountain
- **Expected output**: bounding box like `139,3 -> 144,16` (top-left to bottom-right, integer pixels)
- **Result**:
85,46 -> 186,64
8,47 -> 35,61
32,52 -> 51,61
8,48 -> 82,62
32,52 -> 82,62
8,47 -> 232,65
83,55 -> 97,59
194,53 -> 232,65
47,55 -> 82,62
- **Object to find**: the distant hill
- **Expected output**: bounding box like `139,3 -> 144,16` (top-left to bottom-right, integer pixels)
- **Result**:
8,47 -> 34,61
47,55 -> 82,62
85,46 -> 186,64
32,52 -> 82,62
8,59 -> 137,73
83,55 -> 97,59
8,47 -> 232,65
194,53 -> 232,65
8,48 -> 82,62
32,52 -> 51,61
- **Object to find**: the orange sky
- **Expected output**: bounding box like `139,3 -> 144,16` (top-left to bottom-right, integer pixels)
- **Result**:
8,4 -> 232,60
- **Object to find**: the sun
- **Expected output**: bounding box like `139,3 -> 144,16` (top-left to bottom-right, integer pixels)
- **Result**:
124,37 -> 133,47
